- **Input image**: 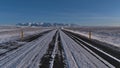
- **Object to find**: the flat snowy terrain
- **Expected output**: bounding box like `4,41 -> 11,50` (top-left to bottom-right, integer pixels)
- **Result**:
0,27 -> 118,68
0,26 -> 51,43
65,27 -> 120,47
1,0 -> 120,67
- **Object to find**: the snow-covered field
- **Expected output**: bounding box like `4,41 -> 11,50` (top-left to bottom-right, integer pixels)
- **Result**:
65,27 -> 120,47
0,26 -> 53,56
0,28 -> 118,68
0,26 -> 52,43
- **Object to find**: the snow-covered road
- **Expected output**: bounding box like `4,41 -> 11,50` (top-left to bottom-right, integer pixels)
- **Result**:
60,30 -> 115,68
0,28 -> 119,68
0,30 -> 56,68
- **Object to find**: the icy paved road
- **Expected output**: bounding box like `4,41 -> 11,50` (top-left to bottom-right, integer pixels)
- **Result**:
0,30 -> 56,68
60,30 -> 114,68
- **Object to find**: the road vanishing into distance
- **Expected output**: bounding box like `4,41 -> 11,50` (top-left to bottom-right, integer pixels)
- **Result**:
0,29 -> 120,68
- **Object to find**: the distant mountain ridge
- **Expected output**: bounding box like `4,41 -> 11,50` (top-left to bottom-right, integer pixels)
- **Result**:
16,22 -> 77,27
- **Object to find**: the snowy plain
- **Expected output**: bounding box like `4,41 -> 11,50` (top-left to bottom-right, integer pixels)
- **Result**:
0,26 -> 52,43
0,26 -> 53,55
65,27 -> 120,47
0,26 -> 118,68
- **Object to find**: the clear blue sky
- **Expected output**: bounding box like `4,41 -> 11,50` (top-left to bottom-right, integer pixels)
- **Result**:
0,0 -> 120,26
